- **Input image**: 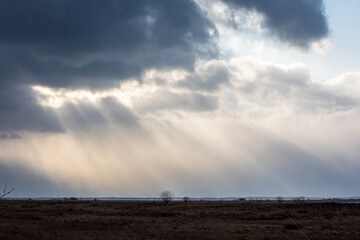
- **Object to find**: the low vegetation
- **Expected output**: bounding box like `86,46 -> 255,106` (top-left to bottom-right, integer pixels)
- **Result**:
0,200 -> 359,239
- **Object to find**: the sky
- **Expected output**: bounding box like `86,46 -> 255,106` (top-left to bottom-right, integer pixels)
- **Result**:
0,0 -> 359,198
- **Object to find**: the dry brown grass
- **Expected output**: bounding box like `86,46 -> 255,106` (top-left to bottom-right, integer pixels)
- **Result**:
0,200 -> 359,239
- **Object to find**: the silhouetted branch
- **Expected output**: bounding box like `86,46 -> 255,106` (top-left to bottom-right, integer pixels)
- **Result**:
0,185 -> 14,199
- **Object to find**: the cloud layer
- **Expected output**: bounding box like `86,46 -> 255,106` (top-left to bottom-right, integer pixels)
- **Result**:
1,57 -> 360,197
0,0 -> 216,88
0,0 -> 217,132
221,0 -> 328,48
2,0 -> 358,198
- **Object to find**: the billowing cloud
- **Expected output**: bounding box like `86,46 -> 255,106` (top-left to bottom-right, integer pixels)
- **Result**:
325,71 -> 360,98
0,0 -> 218,133
221,0 -> 329,48
228,58 -> 359,112
0,48 -> 142,89
0,0 -> 332,134
176,60 -> 231,92
0,0 -> 215,59
0,0 -> 216,89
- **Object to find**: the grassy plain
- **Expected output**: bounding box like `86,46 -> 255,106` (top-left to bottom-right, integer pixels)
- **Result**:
0,200 -> 359,239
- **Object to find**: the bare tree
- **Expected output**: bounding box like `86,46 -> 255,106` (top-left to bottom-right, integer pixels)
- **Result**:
0,185 -> 14,199
159,190 -> 174,204
183,196 -> 190,203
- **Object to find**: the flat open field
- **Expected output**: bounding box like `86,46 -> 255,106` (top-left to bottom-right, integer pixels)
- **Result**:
0,200 -> 359,239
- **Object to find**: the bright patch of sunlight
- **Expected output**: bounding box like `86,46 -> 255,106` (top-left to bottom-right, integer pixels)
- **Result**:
32,68 -> 193,109
310,38 -> 333,54
32,81 -> 159,109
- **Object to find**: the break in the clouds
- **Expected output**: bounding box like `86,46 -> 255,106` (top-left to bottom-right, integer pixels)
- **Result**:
220,0 -> 328,48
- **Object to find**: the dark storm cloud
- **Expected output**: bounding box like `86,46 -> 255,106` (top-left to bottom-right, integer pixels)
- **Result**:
221,0 -> 328,48
0,48 -> 141,89
0,86 -> 63,133
0,0 -> 216,132
0,132 -> 21,140
0,0 -> 213,57
0,0 -> 216,88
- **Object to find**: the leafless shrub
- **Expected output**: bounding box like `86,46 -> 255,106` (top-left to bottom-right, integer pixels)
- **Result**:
183,196 -> 190,203
0,185 -> 14,199
159,190 -> 174,204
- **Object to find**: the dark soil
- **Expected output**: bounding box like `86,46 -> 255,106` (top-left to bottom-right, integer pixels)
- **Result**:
0,200 -> 359,239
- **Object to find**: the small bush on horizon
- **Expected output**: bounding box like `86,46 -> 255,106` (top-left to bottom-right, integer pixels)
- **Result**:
160,190 -> 174,204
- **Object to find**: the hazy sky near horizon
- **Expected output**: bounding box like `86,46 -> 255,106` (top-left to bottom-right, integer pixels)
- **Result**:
1,0 -> 359,198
